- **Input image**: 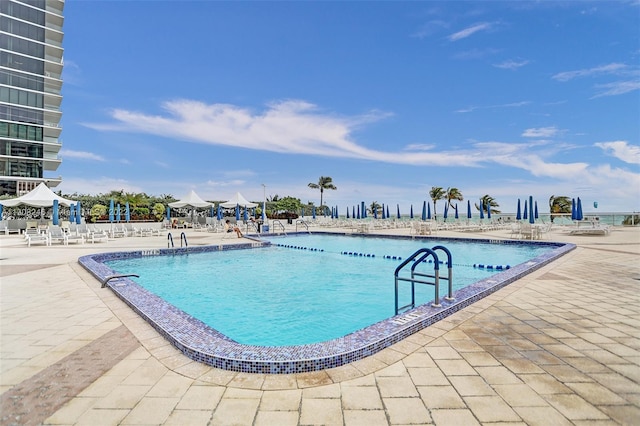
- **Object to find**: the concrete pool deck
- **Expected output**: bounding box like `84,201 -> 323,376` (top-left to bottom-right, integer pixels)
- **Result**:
1,224 -> 639,425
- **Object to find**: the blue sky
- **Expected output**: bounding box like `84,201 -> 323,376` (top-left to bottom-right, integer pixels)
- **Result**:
57,1 -> 639,214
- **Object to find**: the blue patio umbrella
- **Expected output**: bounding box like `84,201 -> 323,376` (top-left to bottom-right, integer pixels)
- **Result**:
235,205 -> 240,221
479,201 -> 484,219
357,204 -> 361,219
361,201 -> 366,218
467,200 -> 472,219
410,205 -> 414,219
52,199 -> 59,225
261,203 -> 266,221
166,206 -> 171,221
381,204 -> 385,219
209,206 -> 215,218
373,205 -> 378,219
69,204 -> 75,223
534,201 -> 539,219
312,206 -> 316,219
335,205 -> 338,218
386,204 -> 390,219
576,197 -> 584,221
75,201 -> 82,224
346,208 -> 349,219
116,204 -> 121,222
0,203 -> 3,219
516,199 -> 522,220
421,201 -> 427,221
523,200 -> 528,220
529,195 -> 535,224
443,203 -> 448,220
244,206 -> 248,222
397,204 -> 401,219
571,198 -> 576,220
109,199 -> 115,222
125,202 -> 130,222
487,203 -> 491,219
427,202 -> 432,220
455,203 -> 459,219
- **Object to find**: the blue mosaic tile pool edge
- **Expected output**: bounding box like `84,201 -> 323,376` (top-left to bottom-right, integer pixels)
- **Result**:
78,233 -> 575,374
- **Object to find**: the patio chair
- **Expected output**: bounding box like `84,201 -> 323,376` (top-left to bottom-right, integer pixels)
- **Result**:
25,230 -> 49,247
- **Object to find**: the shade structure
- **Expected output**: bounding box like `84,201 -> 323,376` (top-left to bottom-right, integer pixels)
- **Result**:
397,204 -> 401,219
169,190 -> 213,208
166,206 -> 171,220
75,201 -> 82,224
410,205 -> 414,219
467,200 -> 472,219
576,197 -> 584,221
454,203 -> 459,219
421,201 -> 427,221
516,199 -> 522,220
529,195 -> 535,224
523,200 -> 528,220
479,201 -> 484,219
116,204 -> 121,222
52,199 -> 59,225
125,202 -> 130,222
487,203 -> 491,219
109,199 -> 115,222
0,182 -> 76,208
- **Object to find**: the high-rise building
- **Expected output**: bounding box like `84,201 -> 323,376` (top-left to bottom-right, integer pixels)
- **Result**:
0,0 -> 64,196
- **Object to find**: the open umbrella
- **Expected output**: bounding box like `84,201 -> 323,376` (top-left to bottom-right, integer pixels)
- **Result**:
109,199 -> 115,223
125,202 -> 130,222
75,201 -> 82,224
516,199 -> 522,220
529,195 -> 535,224
421,201 -> 427,221
52,199 -> 59,225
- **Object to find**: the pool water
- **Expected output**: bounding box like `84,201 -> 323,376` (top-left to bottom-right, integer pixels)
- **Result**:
106,235 -> 553,346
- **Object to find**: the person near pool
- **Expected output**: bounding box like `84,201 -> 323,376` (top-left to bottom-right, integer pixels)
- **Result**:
225,220 -> 243,238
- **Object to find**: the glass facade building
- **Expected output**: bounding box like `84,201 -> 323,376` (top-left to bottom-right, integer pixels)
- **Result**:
0,0 -> 64,196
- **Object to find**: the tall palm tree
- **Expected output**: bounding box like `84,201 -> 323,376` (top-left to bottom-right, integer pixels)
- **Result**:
445,187 -> 464,208
549,195 -> 571,223
475,195 -> 500,214
368,201 -> 382,216
429,186 -> 446,219
308,176 -> 337,209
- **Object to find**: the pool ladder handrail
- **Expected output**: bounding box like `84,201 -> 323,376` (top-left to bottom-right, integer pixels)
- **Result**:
271,220 -> 287,235
394,246 -> 454,315
295,219 -> 311,233
167,232 -> 188,248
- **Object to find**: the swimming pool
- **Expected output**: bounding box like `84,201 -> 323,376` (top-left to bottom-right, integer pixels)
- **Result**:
79,232 -> 575,373
105,234 -> 553,347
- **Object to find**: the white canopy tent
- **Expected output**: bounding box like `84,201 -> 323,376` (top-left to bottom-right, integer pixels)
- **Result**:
220,192 -> 258,208
0,182 -> 76,207
168,190 -> 212,208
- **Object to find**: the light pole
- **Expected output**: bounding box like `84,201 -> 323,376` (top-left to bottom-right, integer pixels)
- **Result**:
261,184 -> 266,221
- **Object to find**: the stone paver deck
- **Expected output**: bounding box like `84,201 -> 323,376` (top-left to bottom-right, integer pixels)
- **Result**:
1,224 -> 639,425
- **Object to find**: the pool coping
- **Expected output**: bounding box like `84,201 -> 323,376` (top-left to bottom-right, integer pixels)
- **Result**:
78,232 -> 575,374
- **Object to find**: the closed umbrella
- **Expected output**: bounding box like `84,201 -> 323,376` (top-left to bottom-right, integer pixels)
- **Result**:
361,201 -> 366,218
116,204 -> 121,222
75,201 -> 82,224
109,199 -> 115,223
427,203 -> 432,220
346,209 -> 349,219
386,204 -> 390,219
534,201 -> 539,219
209,206 -> 215,218
523,200 -> 528,220
244,206 -> 248,222
421,201 -> 427,221
312,206 -> 316,219
487,203 -> 491,219
571,198 -> 576,220
410,205 -> 414,219
262,203 -> 266,221
576,197 -> 583,221
455,203 -> 459,219
235,205 -> 240,221
69,204 -> 75,223
529,195 -> 535,224
352,206 -> 355,219
397,204 -> 401,219
357,204 -> 361,219
0,204 -> 3,220
467,200 -> 472,220
301,207 -> 304,218
52,199 -> 59,225
335,205 -> 339,218
125,202 -> 130,222
516,199 -> 522,221
166,206 -> 171,221
443,203 -> 448,220
479,200 -> 484,219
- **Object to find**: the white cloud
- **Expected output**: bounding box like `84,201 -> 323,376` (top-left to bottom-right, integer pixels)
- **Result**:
522,126 -> 559,138
448,22 -> 493,41
57,177 -> 142,195
493,59 -> 530,70
595,141 -> 640,164
59,149 -> 105,161
456,101 -> 530,114
551,63 -> 628,81
591,80 -> 640,98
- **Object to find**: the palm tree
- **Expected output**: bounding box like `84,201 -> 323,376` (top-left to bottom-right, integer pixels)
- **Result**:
368,201 -> 382,217
549,195 -> 571,223
429,186 -> 446,219
475,195 -> 500,214
308,176 -> 337,210
445,187 -> 464,208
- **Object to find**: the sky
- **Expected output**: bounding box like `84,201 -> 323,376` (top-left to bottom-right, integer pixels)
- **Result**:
56,0 -> 640,214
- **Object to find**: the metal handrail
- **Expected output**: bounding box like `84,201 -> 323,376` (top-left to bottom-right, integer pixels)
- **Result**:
167,232 -> 174,248
101,273 -> 139,288
296,220 -> 310,233
271,220 -> 287,234
180,232 -> 188,247
394,247 -> 448,315
431,245 -> 454,301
